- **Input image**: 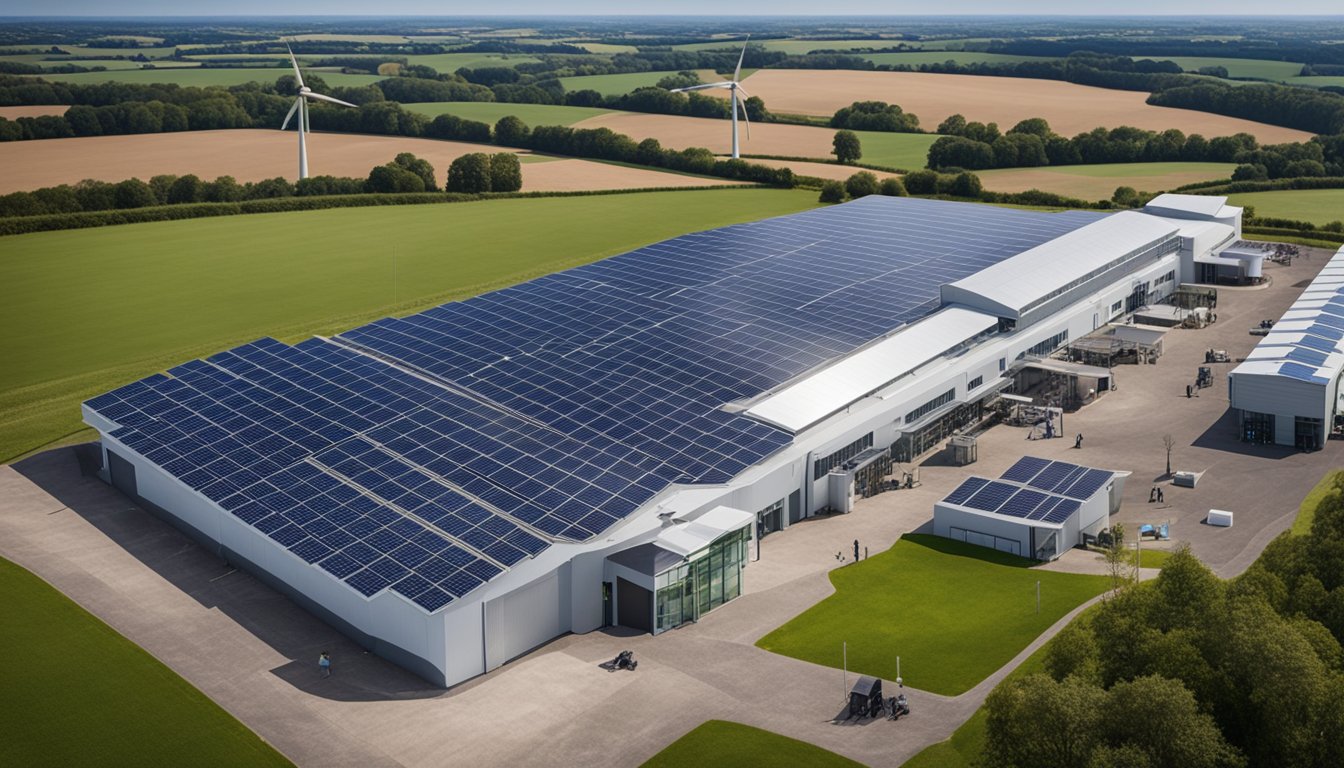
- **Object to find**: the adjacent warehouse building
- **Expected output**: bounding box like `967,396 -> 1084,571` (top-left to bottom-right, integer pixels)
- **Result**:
84,194 -> 1244,687
934,456 -> 1124,561
1228,245 -> 1344,450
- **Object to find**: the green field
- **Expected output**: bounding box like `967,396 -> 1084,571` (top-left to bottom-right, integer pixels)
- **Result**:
0,557 -> 292,767
862,51 -> 1055,67
32,67 -> 386,88
1148,56 -> 1306,81
404,52 -> 543,73
756,535 -> 1111,696
557,71 -> 688,96
1288,75 -> 1344,88
0,189 -> 818,463
976,162 -> 1236,201
402,101 -> 614,126
642,721 -> 863,768
1226,188 -> 1344,226
842,131 -> 941,171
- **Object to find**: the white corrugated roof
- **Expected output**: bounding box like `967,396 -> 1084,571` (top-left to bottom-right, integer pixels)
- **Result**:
942,212 -> 1179,318
656,506 -> 753,556
745,306 -> 998,433
1144,193 -> 1232,218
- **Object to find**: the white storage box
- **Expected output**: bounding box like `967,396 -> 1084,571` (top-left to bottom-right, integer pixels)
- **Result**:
1207,509 -> 1234,527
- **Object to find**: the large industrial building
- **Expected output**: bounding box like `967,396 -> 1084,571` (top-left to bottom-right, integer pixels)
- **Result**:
1229,245 -> 1344,450
84,193 -> 1244,687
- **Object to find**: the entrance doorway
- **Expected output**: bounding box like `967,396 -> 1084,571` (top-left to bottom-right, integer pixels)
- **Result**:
756,499 -> 783,539
602,581 -> 613,627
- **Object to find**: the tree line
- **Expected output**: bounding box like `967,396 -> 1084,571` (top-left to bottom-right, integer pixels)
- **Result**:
0,151 -> 520,219
927,115 -> 1344,179
983,475 -> 1344,768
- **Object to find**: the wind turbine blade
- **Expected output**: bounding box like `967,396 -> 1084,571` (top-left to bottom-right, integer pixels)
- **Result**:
738,92 -> 750,140
281,96 -> 300,130
286,42 -> 305,89
735,84 -> 751,99
304,91 -> 357,108
670,82 -> 731,93
734,34 -> 750,83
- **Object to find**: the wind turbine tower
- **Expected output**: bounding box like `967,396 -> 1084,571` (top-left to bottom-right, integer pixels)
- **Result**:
671,36 -> 753,159
281,43 -> 357,179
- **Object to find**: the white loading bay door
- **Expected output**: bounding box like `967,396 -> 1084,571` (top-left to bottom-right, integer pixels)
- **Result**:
484,571 -> 563,671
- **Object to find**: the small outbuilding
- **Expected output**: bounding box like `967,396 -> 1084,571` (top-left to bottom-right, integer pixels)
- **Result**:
849,675 -> 885,719
933,456 -> 1126,561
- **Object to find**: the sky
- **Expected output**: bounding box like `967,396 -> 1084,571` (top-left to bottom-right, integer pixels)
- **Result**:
3,2 -> 1342,16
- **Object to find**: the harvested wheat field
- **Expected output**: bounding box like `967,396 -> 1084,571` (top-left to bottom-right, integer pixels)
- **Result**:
0,105 -> 69,119
717,70 -> 1312,143
976,161 -> 1237,202
0,129 -> 736,194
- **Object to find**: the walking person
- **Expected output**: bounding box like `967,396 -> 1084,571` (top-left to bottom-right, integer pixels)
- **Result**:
1157,487 -> 1164,504
853,539 -> 860,563
1075,433 -> 1083,449
1149,487 -> 1156,503
319,651 -> 331,678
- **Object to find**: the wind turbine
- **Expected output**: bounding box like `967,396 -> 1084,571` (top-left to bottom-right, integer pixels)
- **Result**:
671,36 -> 752,159
280,43 -> 356,180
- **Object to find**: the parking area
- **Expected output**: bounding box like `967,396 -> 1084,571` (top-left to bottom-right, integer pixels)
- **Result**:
0,246 -> 1338,767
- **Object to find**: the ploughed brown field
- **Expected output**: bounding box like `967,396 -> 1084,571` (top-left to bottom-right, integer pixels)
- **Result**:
718,70 -> 1314,143
0,129 -> 743,194
0,105 -> 69,119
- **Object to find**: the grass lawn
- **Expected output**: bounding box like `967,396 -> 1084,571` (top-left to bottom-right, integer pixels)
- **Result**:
901,605 -> 1089,768
844,131 -> 940,171
977,162 -> 1235,201
641,720 -> 863,768
557,71 -> 687,96
1226,188 -> 1344,227
32,68 -> 385,88
1291,470 -> 1344,536
0,557 -> 292,767
0,188 -> 818,463
402,101 -> 614,127
756,535 -> 1111,696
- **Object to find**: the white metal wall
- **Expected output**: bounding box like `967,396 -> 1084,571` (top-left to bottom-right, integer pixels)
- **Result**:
484,570 -> 564,671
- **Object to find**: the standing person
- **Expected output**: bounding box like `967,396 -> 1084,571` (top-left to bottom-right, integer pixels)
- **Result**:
1149,487 -> 1156,503
854,539 -> 860,562
1075,433 -> 1083,449
319,651 -> 331,678
1157,487 -> 1165,504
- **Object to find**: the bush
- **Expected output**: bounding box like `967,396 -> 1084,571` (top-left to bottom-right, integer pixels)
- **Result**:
903,169 -> 940,195
832,130 -> 862,164
393,152 -> 437,191
494,115 -> 530,147
879,177 -> 908,196
819,181 -> 846,203
950,171 -> 983,197
830,100 -> 920,133
113,178 -> 156,209
844,171 -> 881,198
489,152 -> 523,193
446,153 -> 493,193
366,164 -> 426,194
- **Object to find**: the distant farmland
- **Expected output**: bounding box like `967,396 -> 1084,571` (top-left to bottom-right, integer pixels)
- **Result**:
0,130 -> 741,194
722,69 -> 1313,142
571,112 -> 939,170
29,68 -> 386,88
402,102 -> 614,127
557,71 -> 686,96
1226,189 -> 1344,227
977,162 -> 1237,201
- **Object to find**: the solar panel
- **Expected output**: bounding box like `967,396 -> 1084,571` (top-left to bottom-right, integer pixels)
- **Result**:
999,489 -> 1049,519
1279,361 -> 1326,384
965,481 -> 1018,512
1062,469 -> 1112,500
85,197 -> 1108,612
1286,348 -> 1329,367
944,477 -> 989,506
1000,456 -> 1050,483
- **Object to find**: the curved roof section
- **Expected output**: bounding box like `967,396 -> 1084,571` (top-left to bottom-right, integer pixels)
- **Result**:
940,212 -> 1178,319
745,306 -> 998,432
1232,246 -> 1344,386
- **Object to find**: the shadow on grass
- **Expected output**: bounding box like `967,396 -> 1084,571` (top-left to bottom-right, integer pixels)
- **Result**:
898,533 -> 1039,569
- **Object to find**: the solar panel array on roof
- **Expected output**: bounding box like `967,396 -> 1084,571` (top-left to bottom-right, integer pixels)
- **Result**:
1236,250 -> 1344,385
940,476 -> 1083,524
1002,456 -> 1114,500
86,197 -> 1106,611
